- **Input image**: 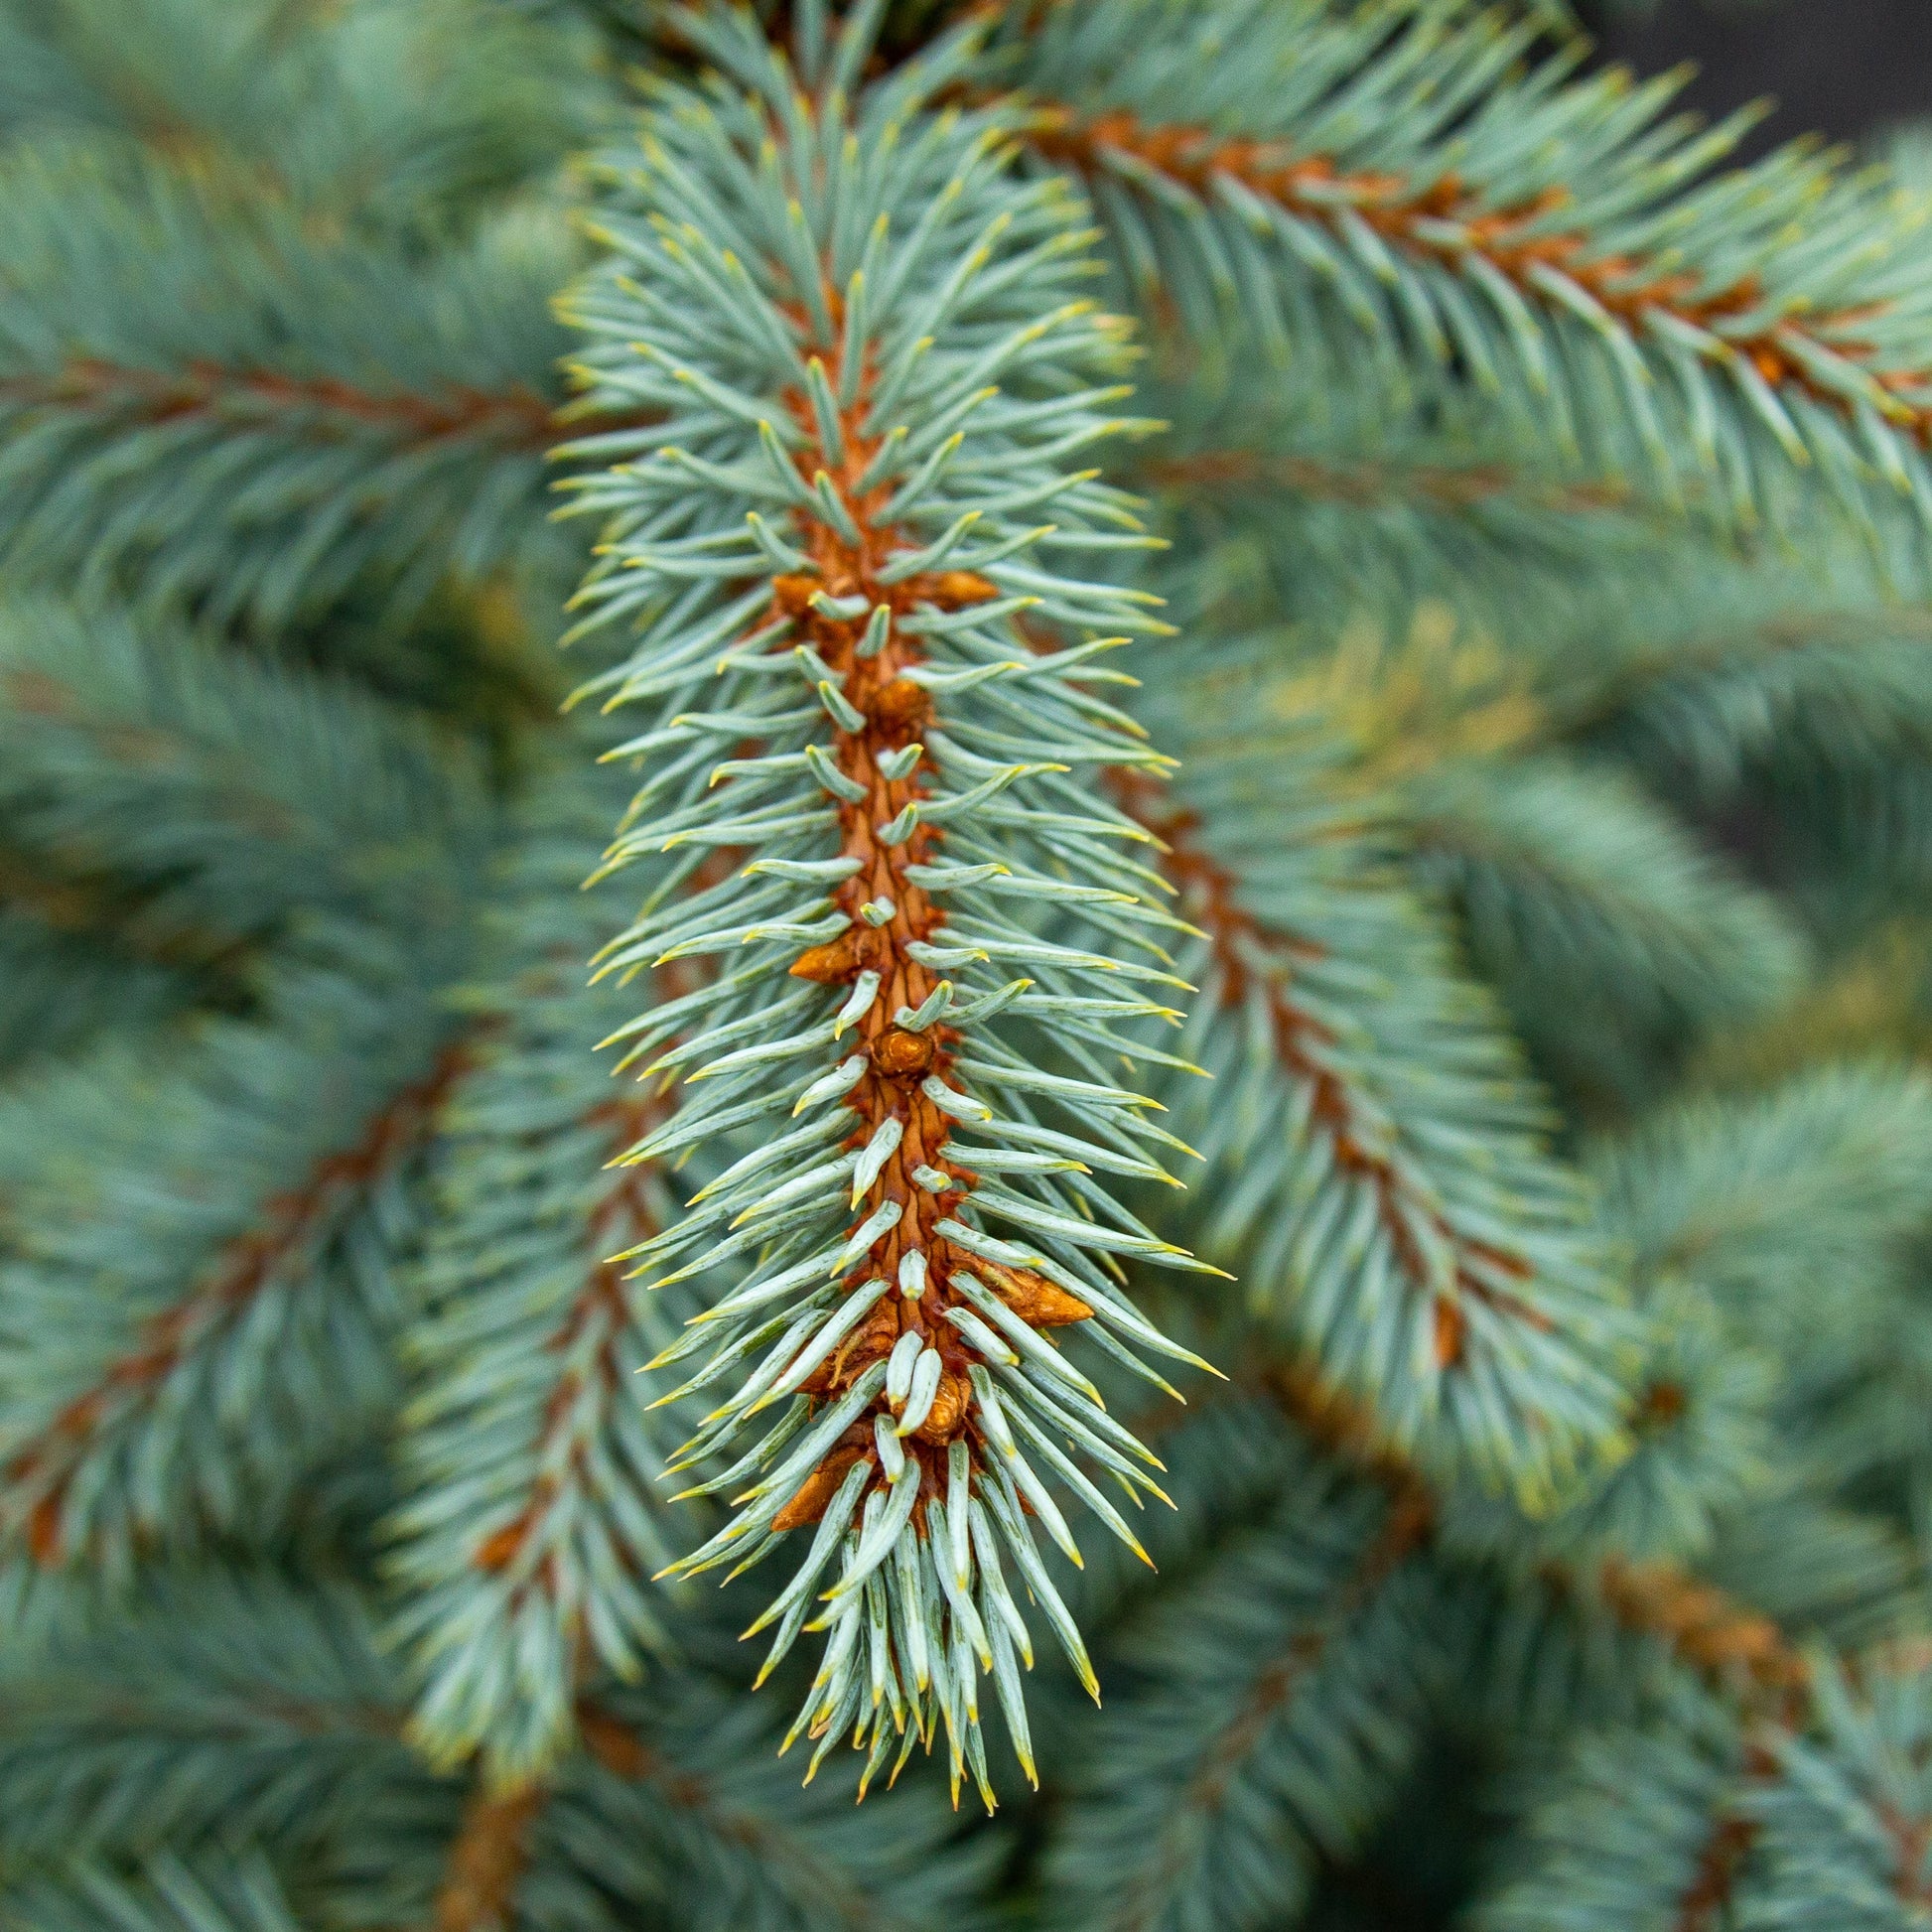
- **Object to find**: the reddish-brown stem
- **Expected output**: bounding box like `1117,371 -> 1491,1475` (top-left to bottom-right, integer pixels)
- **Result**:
1,359 -> 663,455
432,1780 -> 546,1932
1270,1333 -> 1822,1930
1594,1558 -> 1809,1701
470,1099 -> 667,1597
5,359 -> 563,449
3,1036 -> 474,1565
1670,1727 -> 1932,1927
1675,1790 -> 1767,1932
736,285 -> 1093,1531
1275,1351 -> 1821,1932
1274,1353 -> 1798,1932
1020,104 -> 1932,448
1141,448 -> 1636,518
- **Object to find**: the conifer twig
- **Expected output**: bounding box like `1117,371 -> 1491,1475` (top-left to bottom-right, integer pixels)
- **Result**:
556,6 -> 1216,1799
1138,447 -> 1636,519
1003,89 -> 1932,451
466,1101 -> 668,1587
6,360 -> 564,452
1271,1357 -> 1800,1928
1103,1477 -> 1433,1932
1121,776 -> 1548,1369
387,905 -> 694,1785
1019,105 -> 1925,442
1670,1778 -> 1768,1932
1,1036 -> 473,1565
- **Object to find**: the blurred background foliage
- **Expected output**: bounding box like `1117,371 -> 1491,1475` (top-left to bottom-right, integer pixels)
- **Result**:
0,2 -> 1929,1930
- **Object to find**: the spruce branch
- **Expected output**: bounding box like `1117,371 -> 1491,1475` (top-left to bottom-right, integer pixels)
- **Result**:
1,1854 -> 305,1932
1140,443 -> 1639,523
1505,544 -> 1932,862
0,991 -> 471,1571
1478,1652 -> 1932,1930
1587,1065 -> 1932,1366
1135,775 -> 1571,1368
0,1572 -> 430,1870
1116,759 -> 1630,1495
558,2 -> 1217,1802
983,0 -> 1932,538
1130,347 -> 1681,644
0,597 -> 489,955
1281,1347 -> 1932,1931
1740,1660 -> 1932,1922
0,0 -> 612,238
0,844 -> 246,991
1038,1378 -> 1845,1932
1473,1701 -> 1765,1932
0,144 -> 582,624
1590,1561 -> 1809,1702
1595,604 -> 1932,805
571,1702 -> 910,1924
1041,1449 -> 1440,1932
1269,1361 -> 1810,1706
0,903 -> 203,1076
1676,1791 -> 1763,1932
1406,752 -> 1808,1107
1688,918 -> 1932,1092
387,789 -> 696,1787
0,0 -> 1926,1922
12,354 -> 563,453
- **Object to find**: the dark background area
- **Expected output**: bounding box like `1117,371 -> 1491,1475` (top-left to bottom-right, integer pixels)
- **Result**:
1587,0 -> 1932,157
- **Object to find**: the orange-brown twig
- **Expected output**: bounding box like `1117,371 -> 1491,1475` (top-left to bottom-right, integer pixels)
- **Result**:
0,359 -> 668,460
432,1780 -> 546,1932
1140,448 -> 1635,518
737,278 -> 1098,1532
470,1099 -> 668,1596
1116,774 -> 1546,1368
6,359 -> 564,450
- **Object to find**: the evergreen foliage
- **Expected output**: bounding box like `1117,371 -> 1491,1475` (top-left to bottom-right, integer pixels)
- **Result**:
3,0 -> 1932,1927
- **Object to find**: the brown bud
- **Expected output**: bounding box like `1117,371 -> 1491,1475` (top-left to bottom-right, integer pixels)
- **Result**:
1635,1379 -> 1687,1427
870,678 -> 930,736
773,1447 -> 868,1532
793,1360 -> 836,1397
913,1370 -> 970,1444
771,574 -> 819,618
872,1026 -> 935,1078
927,570 -> 999,609
473,1518 -> 529,1572
791,929 -> 868,983
832,1299 -> 900,1379
983,1263 -> 1091,1327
